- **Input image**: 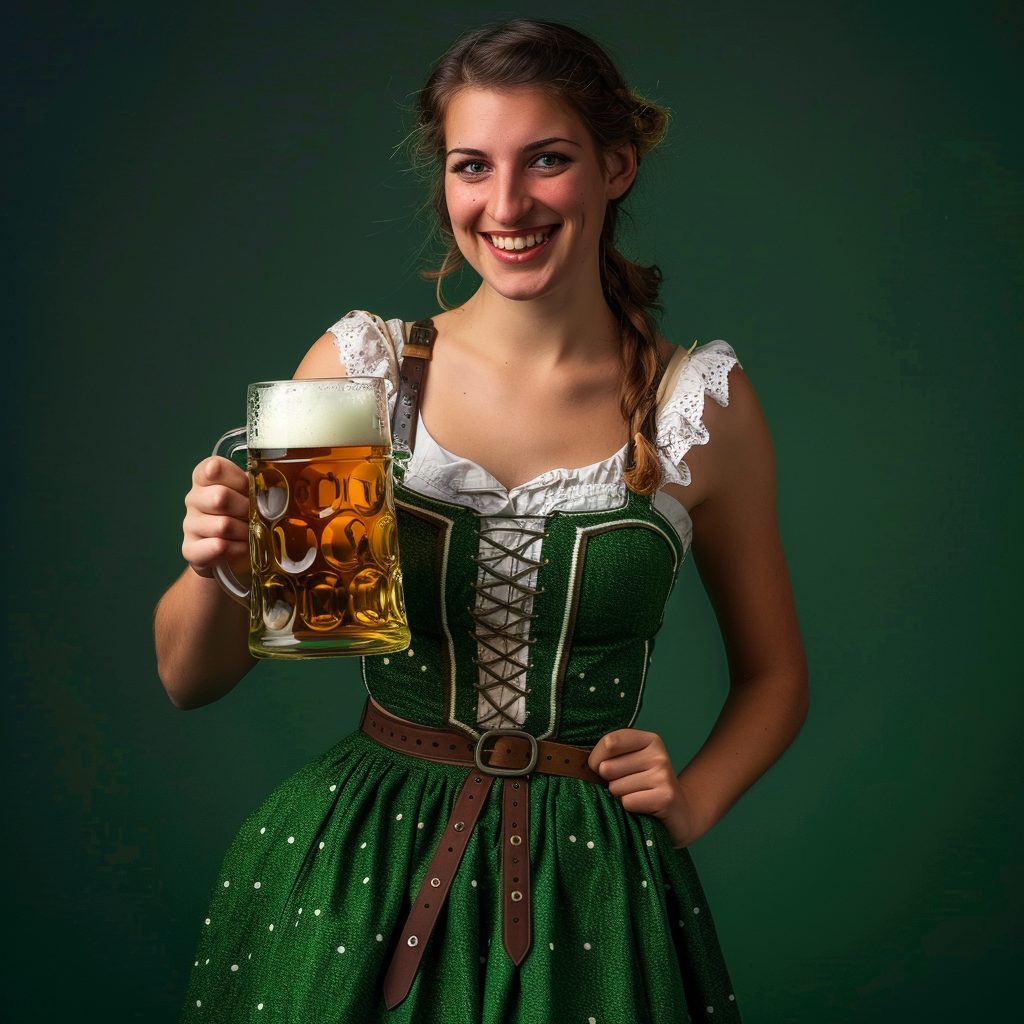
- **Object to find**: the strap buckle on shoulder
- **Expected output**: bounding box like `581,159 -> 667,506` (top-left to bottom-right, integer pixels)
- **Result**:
404,319 -> 436,359
474,729 -> 539,777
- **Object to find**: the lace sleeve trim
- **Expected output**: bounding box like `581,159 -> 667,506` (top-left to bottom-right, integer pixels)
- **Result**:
325,310 -> 405,414
656,340 -> 740,487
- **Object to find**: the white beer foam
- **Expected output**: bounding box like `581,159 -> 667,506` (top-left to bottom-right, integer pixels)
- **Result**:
250,381 -> 385,448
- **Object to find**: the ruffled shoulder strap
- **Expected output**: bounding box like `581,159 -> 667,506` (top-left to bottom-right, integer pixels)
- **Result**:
655,340 -> 740,487
325,310 -> 407,413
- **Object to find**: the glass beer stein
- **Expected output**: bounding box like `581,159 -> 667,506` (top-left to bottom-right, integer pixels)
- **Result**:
213,377 -> 411,658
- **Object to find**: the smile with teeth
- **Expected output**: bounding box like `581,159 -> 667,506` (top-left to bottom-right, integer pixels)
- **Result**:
486,230 -> 551,251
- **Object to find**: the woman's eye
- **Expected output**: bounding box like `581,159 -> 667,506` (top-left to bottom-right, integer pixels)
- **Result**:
452,160 -> 488,176
533,153 -> 568,169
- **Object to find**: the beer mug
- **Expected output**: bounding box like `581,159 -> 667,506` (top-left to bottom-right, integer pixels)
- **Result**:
213,377 -> 411,658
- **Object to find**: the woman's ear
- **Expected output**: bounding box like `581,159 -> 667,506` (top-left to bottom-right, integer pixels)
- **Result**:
604,142 -> 638,200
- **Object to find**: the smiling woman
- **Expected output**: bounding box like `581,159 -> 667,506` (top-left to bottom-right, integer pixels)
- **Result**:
441,87 -> 634,304
157,17 -> 807,1024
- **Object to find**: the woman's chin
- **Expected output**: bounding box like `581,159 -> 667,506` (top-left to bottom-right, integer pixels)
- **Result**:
479,275 -> 560,304
466,255 -> 576,304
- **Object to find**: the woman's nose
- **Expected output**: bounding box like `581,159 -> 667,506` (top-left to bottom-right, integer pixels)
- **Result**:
487,167 -> 533,226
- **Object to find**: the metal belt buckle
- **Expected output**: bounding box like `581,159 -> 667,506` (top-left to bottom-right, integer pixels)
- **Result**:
474,729 -> 539,777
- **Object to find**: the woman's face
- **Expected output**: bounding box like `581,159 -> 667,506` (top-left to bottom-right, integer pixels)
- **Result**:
442,86 -> 636,304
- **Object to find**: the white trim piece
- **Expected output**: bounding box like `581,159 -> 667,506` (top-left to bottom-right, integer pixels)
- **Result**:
626,640 -> 650,728
394,499 -> 459,733
652,490 -> 692,556
437,519 -> 456,726
541,527 -> 586,742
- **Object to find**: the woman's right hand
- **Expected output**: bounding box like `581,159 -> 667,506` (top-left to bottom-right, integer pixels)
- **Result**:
182,455 -> 250,578
156,454 -> 255,708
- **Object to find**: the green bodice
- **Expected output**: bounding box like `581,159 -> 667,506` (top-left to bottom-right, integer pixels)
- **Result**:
363,483 -> 685,745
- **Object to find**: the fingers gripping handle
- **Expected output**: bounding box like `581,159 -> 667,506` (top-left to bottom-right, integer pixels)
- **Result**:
211,427 -> 250,606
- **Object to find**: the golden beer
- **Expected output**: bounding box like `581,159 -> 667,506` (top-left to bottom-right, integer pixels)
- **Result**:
248,444 -> 408,655
214,378 -> 410,658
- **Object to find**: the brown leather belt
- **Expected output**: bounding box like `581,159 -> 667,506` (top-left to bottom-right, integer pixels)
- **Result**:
358,699 -> 606,1009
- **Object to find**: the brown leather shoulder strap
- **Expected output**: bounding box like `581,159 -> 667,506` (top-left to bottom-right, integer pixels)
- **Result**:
392,318 -> 436,454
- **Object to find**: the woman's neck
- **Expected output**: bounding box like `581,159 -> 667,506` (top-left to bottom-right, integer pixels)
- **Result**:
440,280 -> 622,367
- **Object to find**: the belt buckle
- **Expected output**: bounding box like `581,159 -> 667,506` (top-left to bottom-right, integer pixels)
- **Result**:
473,729 -> 538,777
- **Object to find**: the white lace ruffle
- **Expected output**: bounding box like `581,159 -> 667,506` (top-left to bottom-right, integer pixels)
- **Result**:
325,310 -> 405,413
655,341 -> 740,487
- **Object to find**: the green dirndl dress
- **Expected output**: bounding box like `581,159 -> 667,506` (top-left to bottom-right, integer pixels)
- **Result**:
178,312 -> 742,1023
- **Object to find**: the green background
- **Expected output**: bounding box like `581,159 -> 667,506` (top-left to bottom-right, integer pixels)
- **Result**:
5,0 -> 1021,1020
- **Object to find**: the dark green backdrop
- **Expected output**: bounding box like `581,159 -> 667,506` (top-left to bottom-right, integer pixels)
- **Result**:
5,1 -> 1021,1020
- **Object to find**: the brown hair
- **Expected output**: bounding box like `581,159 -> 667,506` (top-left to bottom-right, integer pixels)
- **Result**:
412,19 -> 670,494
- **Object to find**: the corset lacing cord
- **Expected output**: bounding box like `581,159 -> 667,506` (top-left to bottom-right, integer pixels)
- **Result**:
468,515 -> 549,729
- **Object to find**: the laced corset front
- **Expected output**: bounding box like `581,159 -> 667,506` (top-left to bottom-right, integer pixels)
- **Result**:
469,514 -> 549,730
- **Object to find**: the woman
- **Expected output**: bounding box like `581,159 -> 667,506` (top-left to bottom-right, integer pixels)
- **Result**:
157,19 -> 808,1023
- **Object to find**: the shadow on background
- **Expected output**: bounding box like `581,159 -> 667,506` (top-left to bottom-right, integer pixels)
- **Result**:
4,0 -> 1021,1020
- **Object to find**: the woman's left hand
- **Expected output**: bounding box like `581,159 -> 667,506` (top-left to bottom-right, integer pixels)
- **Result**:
588,729 -> 702,849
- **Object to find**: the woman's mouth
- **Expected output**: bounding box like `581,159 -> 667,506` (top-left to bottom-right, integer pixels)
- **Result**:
481,226 -> 560,260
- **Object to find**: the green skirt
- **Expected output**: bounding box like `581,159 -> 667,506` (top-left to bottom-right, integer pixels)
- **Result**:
180,730 -> 740,1023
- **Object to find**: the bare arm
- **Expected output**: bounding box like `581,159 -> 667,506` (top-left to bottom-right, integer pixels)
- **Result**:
673,367 -> 807,840
154,332 -> 347,708
590,368 -> 808,846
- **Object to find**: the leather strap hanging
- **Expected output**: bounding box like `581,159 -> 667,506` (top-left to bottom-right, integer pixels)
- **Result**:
392,318 -> 437,454
359,700 -> 605,1009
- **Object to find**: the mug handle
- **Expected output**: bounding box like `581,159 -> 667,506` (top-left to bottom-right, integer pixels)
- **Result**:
211,427 -> 250,605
